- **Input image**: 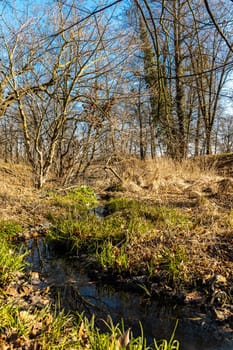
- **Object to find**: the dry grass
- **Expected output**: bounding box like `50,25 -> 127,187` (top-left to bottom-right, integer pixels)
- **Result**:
0,155 -> 232,224
0,160 -> 43,225
100,156 -> 233,204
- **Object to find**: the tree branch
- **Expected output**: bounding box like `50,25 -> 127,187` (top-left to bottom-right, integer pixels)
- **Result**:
203,0 -> 233,53
51,0 -> 123,38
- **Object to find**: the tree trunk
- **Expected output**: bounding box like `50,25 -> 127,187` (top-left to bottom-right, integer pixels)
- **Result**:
173,0 -> 186,159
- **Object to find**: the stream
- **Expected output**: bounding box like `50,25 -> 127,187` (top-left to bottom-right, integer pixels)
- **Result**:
27,237 -> 233,350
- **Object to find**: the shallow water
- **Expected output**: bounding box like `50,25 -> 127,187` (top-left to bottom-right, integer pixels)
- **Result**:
27,238 -> 233,350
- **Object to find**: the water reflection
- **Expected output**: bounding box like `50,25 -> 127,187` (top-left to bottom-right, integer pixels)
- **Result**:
27,238 -> 233,350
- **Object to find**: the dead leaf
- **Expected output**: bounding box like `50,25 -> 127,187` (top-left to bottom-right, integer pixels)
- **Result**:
115,328 -> 131,349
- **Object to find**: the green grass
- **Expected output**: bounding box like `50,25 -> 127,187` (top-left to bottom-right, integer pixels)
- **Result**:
154,320 -> 180,350
158,246 -> 188,286
0,221 -> 26,286
75,315 -> 180,350
105,198 -> 192,230
0,217 -> 180,349
50,185 -> 98,212
47,195 -> 191,247
46,192 -> 193,281
0,220 -> 23,239
0,301 -> 180,349
95,239 -> 129,272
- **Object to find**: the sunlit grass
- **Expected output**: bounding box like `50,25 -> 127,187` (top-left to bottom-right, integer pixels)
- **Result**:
0,301 -> 180,349
0,220 -> 23,239
158,246 -> 188,286
153,320 -> 180,350
105,198 -> 192,230
49,185 -> 98,212
0,221 -> 26,286
95,239 -> 129,273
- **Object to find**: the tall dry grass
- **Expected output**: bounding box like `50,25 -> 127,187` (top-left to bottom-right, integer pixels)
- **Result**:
102,156 -> 220,196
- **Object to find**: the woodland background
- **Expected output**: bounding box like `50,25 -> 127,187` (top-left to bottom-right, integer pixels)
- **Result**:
0,0 -> 233,188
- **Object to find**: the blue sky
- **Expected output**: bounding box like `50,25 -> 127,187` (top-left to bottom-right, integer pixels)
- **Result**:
0,0 -> 124,29
0,0 -> 99,18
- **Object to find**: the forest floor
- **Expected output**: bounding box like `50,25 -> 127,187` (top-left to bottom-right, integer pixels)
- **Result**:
0,154 -> 233,345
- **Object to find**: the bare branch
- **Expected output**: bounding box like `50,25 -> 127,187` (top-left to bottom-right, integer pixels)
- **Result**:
203,0 -> 233,53
50,0 -> 123,38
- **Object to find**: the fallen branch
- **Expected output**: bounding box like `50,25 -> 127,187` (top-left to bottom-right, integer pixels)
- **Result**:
104,166 -> 123,183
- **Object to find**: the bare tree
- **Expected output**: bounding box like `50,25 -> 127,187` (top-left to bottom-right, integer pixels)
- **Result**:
1,0 -> 233,184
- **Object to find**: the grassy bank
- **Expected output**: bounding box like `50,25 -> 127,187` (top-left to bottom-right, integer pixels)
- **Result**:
0,156 -> 232,347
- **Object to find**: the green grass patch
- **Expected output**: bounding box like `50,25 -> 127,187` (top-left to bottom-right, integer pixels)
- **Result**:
153,320 -> 180,350
48,194 -> 191,244
95,239 -> 129,273
105,198 -> 192,230
158,246 -> 188,286
0,220 -> 23,239
47,215 -> 129,260
76,315 -> 180,350
0,220 -> 26,286
46,195 -> 192,280
49,185 -> 98,214
0,239 -> 26,287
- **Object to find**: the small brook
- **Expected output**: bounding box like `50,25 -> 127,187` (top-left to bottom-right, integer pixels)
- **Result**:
27,237 -> 233,350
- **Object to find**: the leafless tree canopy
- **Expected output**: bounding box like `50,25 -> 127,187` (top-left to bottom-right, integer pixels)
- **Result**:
0,0 -> 232,187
